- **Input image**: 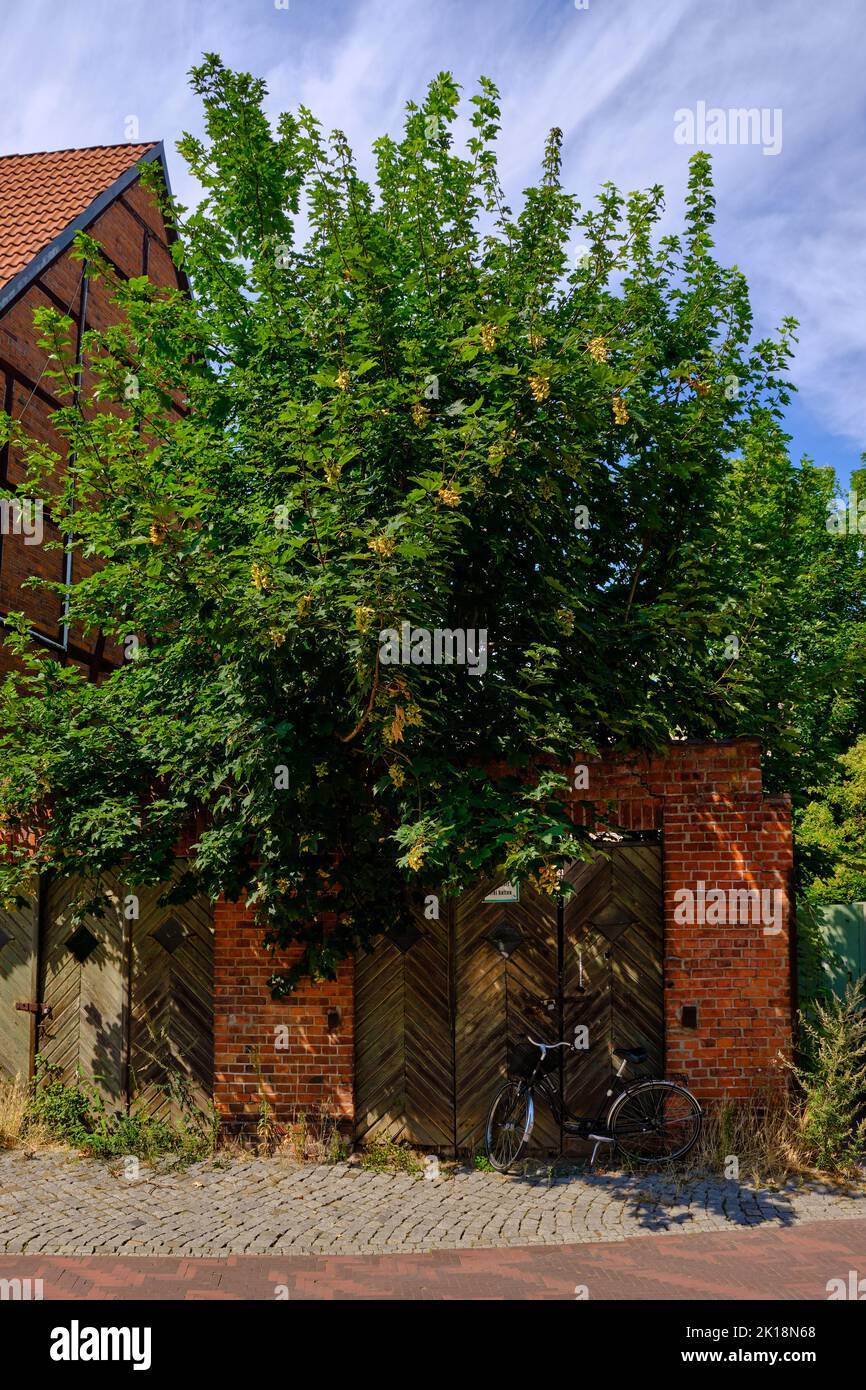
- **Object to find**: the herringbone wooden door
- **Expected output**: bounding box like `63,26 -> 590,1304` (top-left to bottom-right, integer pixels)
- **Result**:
562,842 -> 664,1119
129,881 -> 214,1122
38,873 -> 127,1100
454,878 -> 559,1153
354,882 -> 561,1154
37,870 -> 214,1119
354,903 -> 454,1147
353,844 -> 663,1155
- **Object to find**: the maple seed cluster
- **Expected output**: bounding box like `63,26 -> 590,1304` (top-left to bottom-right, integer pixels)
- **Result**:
368,534 -> 395,558
480,322 -> 498,352
612,395 -> 629,425
407,841 -> 426,871
533,864 -> 560,896
487,442 -> 507,475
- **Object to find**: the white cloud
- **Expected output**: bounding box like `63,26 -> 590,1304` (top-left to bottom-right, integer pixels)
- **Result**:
1,0 -> 863,466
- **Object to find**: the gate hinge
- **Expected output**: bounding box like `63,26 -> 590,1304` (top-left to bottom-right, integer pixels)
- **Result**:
15,1001 -> 52,1020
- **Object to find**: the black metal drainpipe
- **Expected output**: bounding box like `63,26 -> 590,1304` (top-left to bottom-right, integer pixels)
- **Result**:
0,371 -> 14,580
31,263 -> 89,655
557,898 -> 565,1158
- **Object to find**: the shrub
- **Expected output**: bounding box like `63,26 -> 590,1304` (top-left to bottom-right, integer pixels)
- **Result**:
28,1063 -> 95,1147
790,977 -> 866,1172
26,1057 -> 216,1163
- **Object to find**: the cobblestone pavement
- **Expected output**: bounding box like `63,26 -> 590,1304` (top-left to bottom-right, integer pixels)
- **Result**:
1,1151 -> 864,1257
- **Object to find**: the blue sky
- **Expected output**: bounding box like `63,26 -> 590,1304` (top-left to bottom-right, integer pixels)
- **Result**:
1,0 -> 863,487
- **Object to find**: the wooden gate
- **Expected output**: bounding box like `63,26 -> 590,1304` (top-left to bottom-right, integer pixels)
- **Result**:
0,867 -> 214,1122
354,902 -> 454,1146
354,841 -> 664,1154
39,873 -> 127,1101
0,892 -> 38,1079
454,878 -> 560,1153
128,879 -> 215,1120
562,843 -> 665,1120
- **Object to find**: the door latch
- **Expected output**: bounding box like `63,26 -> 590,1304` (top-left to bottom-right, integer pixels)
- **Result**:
15,1001 -> 52,1020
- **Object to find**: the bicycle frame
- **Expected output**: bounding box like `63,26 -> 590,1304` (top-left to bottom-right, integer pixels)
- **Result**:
523,1047 -> 637,1138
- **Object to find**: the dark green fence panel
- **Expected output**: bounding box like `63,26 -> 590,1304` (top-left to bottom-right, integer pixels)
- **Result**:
798,902 -> 866,1005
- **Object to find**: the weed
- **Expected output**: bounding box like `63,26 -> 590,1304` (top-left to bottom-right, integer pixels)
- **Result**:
788,977 -> 866,1173
25,1057 -> 216,1164
0,1073 -> 41,1149
359,1136 -> 423,1175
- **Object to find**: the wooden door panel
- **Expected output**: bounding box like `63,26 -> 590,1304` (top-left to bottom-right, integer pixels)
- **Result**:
129,876 -> 214,1123
39,874 -> 126,1102
563,843 -> 663,1121
0,894 -> 37,1079
354,937 -> 405,1141
455,878 -> 559,1154
354,905 -> 454,1147
403,907 -> 454,1146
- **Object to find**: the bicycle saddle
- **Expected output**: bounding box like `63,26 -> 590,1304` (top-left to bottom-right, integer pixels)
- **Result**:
612,1045 -> 647,1064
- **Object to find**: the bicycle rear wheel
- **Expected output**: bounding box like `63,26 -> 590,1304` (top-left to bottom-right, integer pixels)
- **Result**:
484,1080 -> 534,1172
608,1080 -> 701,1164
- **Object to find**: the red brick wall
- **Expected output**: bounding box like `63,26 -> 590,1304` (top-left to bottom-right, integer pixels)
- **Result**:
567,738 -> 793,1102
213,897 -> 354,1136
0,170 -> 183,680
213,738 -> 793,1135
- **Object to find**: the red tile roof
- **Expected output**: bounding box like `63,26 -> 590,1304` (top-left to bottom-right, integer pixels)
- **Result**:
0,143 -> 156,288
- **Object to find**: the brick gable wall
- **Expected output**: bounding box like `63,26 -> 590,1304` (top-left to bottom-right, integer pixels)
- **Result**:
0,169 -> 183,680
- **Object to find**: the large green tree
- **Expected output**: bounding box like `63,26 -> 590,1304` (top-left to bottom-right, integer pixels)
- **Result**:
796,736 -> 866,903
0,58 -> 861,987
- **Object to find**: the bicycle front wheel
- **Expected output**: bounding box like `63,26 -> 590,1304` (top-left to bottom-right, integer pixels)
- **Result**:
484,1080 -> 534,1172
608,1080 -> 702,1164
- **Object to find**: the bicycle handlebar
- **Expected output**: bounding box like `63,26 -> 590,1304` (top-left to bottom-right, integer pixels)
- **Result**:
527,1037 -> 572,1051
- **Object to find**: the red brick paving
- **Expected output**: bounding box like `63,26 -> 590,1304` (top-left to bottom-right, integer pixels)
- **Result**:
1,1218 -> 863,1300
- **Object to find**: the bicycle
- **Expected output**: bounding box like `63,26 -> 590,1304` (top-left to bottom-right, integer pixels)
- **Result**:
484,1031 -> 703,1172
